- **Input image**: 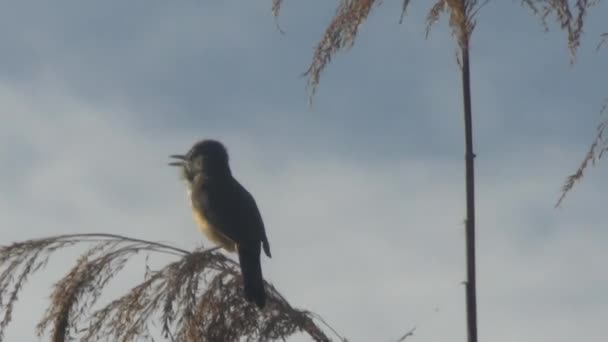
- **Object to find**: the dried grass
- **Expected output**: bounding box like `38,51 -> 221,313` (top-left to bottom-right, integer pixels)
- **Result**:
273,0 -> 602,101
521,0 -> 601,59
293,0 -> 488,102
596,32 -> 608,50
520,0 -> 606,205
302,0 -> 381,102
556,99 -> 608,207
0,233 -> 338,342
272,0 -> 605,205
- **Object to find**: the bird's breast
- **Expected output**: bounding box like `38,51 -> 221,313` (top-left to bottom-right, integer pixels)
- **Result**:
191,206 -> 211,233
190,198 -> 237,253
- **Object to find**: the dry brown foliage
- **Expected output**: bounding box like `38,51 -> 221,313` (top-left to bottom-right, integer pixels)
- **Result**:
520,1 -> 606,205
0,233 -> 340,342
597,32 -> 608,50
556,98 -> 608,207
273,0 -> 487,102
521,0 -> 602,58
274,0 -> 605,205
425,0 -> 488,45
272,0 -> 283,18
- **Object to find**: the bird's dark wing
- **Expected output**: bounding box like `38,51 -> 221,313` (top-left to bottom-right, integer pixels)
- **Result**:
193,178 -> 271,257
235,180 -> 272,258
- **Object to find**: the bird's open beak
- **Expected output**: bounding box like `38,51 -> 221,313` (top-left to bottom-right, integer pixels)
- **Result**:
168,154 -> 186,166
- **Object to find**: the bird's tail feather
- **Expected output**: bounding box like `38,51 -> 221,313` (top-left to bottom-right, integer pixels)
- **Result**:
238,247 -> 266,309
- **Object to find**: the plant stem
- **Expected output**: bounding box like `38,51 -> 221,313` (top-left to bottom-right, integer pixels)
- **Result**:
460,29 -> 478,342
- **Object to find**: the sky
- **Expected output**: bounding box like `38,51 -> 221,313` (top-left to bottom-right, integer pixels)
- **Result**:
1,0 -> 607,341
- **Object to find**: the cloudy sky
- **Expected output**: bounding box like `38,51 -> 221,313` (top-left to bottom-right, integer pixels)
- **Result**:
1,1 -> 607,341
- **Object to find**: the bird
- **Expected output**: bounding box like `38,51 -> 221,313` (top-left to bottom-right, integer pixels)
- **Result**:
169,139 -> 271,308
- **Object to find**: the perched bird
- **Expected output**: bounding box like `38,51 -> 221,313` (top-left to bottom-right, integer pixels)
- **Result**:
169,139 -> 271,308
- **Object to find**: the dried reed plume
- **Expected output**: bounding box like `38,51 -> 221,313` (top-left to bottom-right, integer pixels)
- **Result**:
521,0 -> 600,59
275,0 -> 487,102
0,233 -> 340,342
557,98 -> 608,207
556,28 -> 608,205
520,0 -> 606,205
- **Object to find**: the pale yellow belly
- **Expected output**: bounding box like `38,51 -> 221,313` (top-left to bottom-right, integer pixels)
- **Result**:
192,209 -> 237,252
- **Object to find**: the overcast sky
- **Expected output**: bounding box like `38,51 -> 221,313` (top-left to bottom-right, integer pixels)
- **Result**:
1,1 -> 607,341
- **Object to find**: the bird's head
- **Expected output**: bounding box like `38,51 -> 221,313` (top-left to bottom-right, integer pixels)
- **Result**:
169,139 -> 231,183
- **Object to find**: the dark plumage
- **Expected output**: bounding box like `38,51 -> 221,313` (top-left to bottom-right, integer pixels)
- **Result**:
169,139 -> 271,308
